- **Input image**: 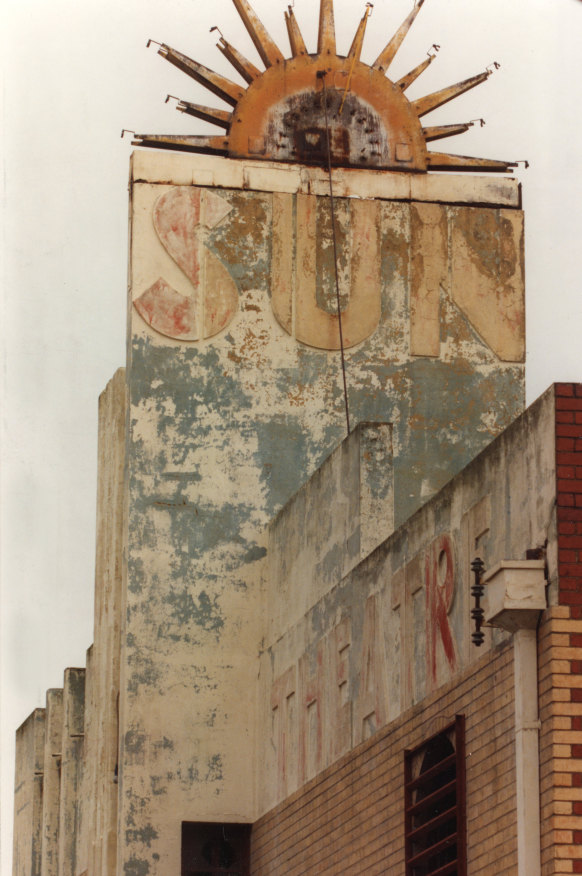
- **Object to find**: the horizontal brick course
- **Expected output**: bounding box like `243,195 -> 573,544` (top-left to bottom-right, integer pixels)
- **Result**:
557,385 -> 576,397
540,523 -> 582,876
252,644 -> 515,875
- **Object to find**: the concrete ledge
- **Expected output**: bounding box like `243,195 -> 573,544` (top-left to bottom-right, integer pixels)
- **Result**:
130,151 -> 521,208
484,560 -> 547,632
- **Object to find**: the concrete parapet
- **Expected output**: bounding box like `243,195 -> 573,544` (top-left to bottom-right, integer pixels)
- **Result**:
13,709 -> 46,876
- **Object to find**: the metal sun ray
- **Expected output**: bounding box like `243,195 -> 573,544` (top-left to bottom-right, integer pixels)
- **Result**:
130,0 -> 517,174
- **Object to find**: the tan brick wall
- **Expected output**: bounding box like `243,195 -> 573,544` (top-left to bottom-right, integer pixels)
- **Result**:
539,384 -> 582,876
251,641 -> 516,875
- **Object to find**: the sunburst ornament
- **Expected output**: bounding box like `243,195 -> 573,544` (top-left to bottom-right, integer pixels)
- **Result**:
132,0 -> 516,173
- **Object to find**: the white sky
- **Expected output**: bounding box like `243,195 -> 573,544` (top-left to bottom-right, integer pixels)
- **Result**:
1,0 -> 581,871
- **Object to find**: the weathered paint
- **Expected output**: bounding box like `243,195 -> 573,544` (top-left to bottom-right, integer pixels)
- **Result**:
133,188 -> 237,341
13,709 -> 45,876
41,690 -> 64,876
69,370 -> 126,876
131,150 -> 522,207
14,152 -> 529,875
58,669 -> 85,876
139,0 -> 516,173
120,152 -> 525,873
259,387 -> 557,811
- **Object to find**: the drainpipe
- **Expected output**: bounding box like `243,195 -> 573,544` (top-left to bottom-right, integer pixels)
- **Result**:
483,560 -> 547,876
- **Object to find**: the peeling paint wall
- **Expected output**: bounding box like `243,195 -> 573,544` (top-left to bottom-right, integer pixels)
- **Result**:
40,690 -> 63,876
266,423 -> 394,648
13,710 -> 45,876
259,386 -> 556,811
119,152 -> 525,873
13,152 -> 529,876
58,669 -> 85,876
74,369 -> 127,876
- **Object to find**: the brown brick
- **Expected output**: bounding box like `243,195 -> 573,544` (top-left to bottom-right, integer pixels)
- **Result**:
561,537 -> 582,551
559,439 -> 577,453
559,509 -> 582,523
558,425 -> 582,439
557,385 -> 576,398
561,467 -> 581,479
557,398 -> 582,411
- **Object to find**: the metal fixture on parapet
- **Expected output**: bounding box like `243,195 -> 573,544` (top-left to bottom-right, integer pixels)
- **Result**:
471,557 -> 486,647
129,0 -> 518,173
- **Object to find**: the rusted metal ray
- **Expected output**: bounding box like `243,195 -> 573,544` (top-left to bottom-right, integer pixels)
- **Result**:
373,0 -> 425,73
132,134 -> 229,154
426,151 -> 516,172
231,0 -> 284,68
318,0 -> 336,56
347,9 -> 370,61
174,101 -> 232,130
285,6 -> 308,57
158,44 -> 244,106
413,70 -> 490,118
216,36 -> 260,84
422,123 -> 473,142
396,51 -> 436,91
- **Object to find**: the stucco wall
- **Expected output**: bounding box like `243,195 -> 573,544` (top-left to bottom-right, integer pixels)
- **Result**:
259,386 -> 556,813
13,710 -> 45,876
118,152 -> 525,873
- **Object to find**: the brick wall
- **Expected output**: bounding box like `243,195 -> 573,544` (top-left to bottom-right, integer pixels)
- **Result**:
251,642 -> 516,875
538,384 -> 582,875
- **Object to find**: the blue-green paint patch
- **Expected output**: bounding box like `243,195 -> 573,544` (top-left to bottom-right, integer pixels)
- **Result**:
243,544 -> 267,564
150,776 -> 168,796
206,754 -> 223,782
127,557 -> 146,595
162,588 -> 224,633
127,653 -> 162,696
123,858 -> 150,876
125,825 -> 158,848
124,729 -> 146,756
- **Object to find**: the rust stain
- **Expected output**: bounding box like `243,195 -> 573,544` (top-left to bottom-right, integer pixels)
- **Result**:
229,54 -> 427,171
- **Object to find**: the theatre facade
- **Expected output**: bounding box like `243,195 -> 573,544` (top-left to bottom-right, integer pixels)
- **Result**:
12,1 -> 582,874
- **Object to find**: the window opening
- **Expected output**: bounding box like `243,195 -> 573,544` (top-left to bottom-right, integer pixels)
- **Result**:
404,716 -> 466,876
181,822 -> 250,876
